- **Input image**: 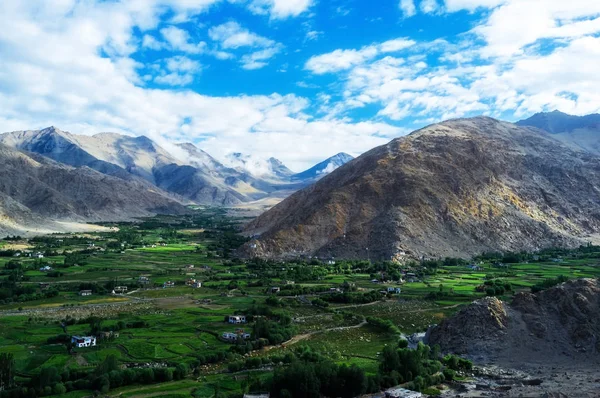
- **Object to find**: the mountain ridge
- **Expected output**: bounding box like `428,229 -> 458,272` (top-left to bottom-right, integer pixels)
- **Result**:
242,116 -> 600,261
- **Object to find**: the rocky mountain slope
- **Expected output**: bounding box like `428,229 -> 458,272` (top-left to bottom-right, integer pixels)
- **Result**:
243,117 -> 600,260
291,152 -> 354,182
0,128 -> 347,207
518,111 -> 600,155
427,278 -> 600,364
0,143 -> 187,235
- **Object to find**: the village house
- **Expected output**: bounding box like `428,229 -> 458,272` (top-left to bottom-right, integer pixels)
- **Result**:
268,287 -> 280,294
192,281 -> 202,288
186,278 -> 197,286
79,290 -> 93,296
138,276 -> 150,285
186,264 -> 195,270
284,280 -> 295,285
71,336 -> 96,348
35,253 -> 44,259
163,281 -> 176,288
468,264 -> 484,271
227,315 -> 247,324
39,266 -> 52,272
387,287 -> 402,294
114,286 -> 128,294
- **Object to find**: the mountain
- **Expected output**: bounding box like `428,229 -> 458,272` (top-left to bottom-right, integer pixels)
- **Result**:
517,110 -> 600,155
0,128 -> 256,205
0,143 -> 187,235
427,278 -> 600,365
242,117 -> 600,261
225,152 -> 294,181
292,153 -> 354,182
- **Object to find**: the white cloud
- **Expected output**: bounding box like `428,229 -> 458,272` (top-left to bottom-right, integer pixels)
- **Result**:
420,0 -> 439,13
305,30 -> 323,41
443,0 -> 505,12
160,26 -> 206,54
380,38 -> 417,53
399,0 -> 417,17
208,21 -> 275,49
0,0 -> 400,171
208,21 -> 282,69
305,38 -> 416,74
246,0 -> 314,19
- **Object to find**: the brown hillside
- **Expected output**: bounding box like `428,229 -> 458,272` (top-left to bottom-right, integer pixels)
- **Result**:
243,117 -> 600,260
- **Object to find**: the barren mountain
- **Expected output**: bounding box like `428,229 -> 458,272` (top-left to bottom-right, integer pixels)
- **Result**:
0,143 -> 187,234
243,117 -> 600,260
427,278 -> 600,364
291,152 -> 354,182
0,127 -> 257,205
518,110 -> 600,156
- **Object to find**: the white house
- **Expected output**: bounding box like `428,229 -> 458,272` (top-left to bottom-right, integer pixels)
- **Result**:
114,286 -> 128,293
228,315 -> 246,324
387,287 -> 401,294
79,290 -> 93,296
71,336 -> 96,348
192,281 -> 202,288
39,266 -> 52,272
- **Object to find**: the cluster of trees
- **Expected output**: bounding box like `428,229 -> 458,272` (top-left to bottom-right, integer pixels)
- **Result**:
252,317 -> 295,345
482,279 -> 512,296
0,356 -> 190,398
268,348 -> 369,398
366,317 -> 400,334
531,275 -> 569,293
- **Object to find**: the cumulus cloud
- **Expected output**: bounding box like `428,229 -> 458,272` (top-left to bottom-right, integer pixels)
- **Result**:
0,0 -> 400,171
246,0 -> 314,19
305,38 -> 415,74
208,21 -> 283,69
399,0 -> 417,17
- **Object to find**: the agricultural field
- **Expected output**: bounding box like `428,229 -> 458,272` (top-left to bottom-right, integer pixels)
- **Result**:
1,208 -> 599,397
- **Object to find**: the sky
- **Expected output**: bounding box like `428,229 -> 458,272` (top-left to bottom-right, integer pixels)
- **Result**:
1,0 -> 600,171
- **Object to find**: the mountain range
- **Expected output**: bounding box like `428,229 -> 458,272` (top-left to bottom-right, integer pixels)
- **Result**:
0,126 -> 353,235
243,114 -> 600,261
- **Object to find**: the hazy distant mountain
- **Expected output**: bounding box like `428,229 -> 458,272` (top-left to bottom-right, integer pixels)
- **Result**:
517,111 -> 600,155
0,143 -> 187,235
243,117 -> 600,261
292,153 -> 354,182
517,110 -> 600,134
225,152 -> 294,181
0,128 -> 255,205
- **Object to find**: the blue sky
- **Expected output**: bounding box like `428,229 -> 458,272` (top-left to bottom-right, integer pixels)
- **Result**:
1,0 -> 599,170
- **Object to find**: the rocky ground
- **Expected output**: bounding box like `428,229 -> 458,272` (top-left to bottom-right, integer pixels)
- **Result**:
428,279 -> 600,397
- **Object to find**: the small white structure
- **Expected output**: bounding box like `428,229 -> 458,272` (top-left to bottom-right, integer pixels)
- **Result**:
39,266 -> 52,272
71,336 -> 96,348
192,281 -> 202,288
385,387 -> 422,398
387,287 -> 401,294
114,286 -> 128,293
228,315 -> 246,324
163,281 -> 175,288
138,276 -> 150,285
79,290 -> 93,296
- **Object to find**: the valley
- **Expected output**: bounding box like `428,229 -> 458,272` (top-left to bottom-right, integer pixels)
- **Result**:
1,208 -> 599,397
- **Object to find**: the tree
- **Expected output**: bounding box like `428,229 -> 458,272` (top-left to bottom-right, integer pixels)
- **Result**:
0,353 -> 15,391
271,362 -> 321,398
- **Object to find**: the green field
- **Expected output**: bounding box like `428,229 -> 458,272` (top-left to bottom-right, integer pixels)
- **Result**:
1,208 -> 599,397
